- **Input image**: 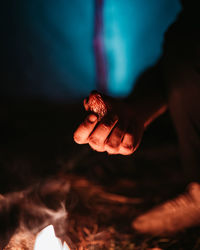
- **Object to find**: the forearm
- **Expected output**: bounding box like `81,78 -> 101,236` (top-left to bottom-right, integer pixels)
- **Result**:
128,88 -> 167,129
125,63 -> 167,129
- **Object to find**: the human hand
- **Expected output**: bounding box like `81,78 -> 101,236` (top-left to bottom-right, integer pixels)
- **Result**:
74,91 -> 144,155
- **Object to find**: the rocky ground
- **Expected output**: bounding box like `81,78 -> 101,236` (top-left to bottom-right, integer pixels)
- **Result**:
0,99 -> 200,249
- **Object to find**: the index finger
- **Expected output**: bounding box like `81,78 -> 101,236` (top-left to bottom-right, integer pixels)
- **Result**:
74,114 -> 98,144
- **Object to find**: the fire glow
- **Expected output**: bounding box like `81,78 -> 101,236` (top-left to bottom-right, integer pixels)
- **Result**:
34,225 -> 70,250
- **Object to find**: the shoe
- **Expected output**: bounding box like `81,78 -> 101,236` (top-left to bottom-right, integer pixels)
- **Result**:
132,182 -> 200,235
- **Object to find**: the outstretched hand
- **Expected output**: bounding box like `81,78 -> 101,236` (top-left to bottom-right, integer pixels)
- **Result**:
74,91 -> 144,155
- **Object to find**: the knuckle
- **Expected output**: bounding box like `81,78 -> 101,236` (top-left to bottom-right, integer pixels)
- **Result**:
89,137 -> 104,151
126,132 -> 134,140
89,136 -> 100,146
82,120 -> 91,128
100,122 -> 113,131
106,147 -> 118,155
105,142 -> 119,154
89,140 -> 105,152
106,140 -> 119,149
102,114 -> 118,128
115,130 -> 123,138
122,143 -> 134,151
121,144 -> 134,155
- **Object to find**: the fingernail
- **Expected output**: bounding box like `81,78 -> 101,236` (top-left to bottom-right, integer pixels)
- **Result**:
88,114 -> 97,123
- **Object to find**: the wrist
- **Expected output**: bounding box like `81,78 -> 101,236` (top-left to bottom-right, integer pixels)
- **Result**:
124,98 -> 168,129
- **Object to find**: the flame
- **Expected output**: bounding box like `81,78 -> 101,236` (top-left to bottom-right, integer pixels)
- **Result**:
34,225 -> 70,250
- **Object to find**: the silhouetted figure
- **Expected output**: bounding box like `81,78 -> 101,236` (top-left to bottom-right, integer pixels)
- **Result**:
74,0 -> 200,235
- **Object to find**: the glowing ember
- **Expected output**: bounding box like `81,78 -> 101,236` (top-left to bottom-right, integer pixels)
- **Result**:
34,225 -> 70,250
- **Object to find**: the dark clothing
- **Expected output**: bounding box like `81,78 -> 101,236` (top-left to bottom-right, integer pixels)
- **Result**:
181,0 -> 198,8
163,0 -> 200,181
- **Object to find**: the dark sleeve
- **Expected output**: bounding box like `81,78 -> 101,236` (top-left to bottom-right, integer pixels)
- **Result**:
162,3 -> 200,93
126,2 -> 200,105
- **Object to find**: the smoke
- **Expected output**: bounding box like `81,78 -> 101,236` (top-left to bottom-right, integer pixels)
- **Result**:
0,177 -> 70,249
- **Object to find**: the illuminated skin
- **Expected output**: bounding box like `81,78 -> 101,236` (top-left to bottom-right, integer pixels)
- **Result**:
74,92 -> 200,235
74,72 -> 167,155
73,79 -> 200,235
74,0 -> 200,235
74,91 -> 147,155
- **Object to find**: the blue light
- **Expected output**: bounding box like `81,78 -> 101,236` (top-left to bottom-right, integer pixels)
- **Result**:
11,0 -> 97,101
2,0 -> 181,101
104,0 -> 181,97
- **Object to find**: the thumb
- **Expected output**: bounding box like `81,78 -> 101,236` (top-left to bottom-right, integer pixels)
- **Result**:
83,97 -> 89,111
